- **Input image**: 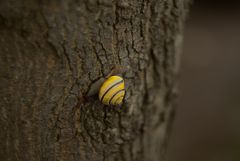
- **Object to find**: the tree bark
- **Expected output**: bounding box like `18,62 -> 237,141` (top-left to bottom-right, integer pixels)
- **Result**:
0,0 -> 189,161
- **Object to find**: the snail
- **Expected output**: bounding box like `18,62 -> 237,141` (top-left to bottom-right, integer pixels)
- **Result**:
99,75 -> 125,105
87,66 -> 128,106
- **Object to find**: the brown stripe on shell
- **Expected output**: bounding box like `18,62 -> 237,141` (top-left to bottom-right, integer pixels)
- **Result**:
109,89 -> 125,105
113,96 -> 124,105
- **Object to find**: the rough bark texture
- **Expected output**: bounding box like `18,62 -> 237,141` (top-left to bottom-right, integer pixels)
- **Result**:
0,0 -> 189,161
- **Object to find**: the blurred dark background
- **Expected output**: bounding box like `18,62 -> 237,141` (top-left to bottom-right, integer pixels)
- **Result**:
166,0 -> 240,161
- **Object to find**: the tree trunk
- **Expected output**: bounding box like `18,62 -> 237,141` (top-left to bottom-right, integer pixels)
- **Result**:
0,0 -> 189,161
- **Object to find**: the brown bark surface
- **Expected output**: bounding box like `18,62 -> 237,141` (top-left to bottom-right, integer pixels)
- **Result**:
0,0 -> 189,161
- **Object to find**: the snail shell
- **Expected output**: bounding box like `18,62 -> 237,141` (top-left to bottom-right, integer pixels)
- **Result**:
99,76 -> 125,106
